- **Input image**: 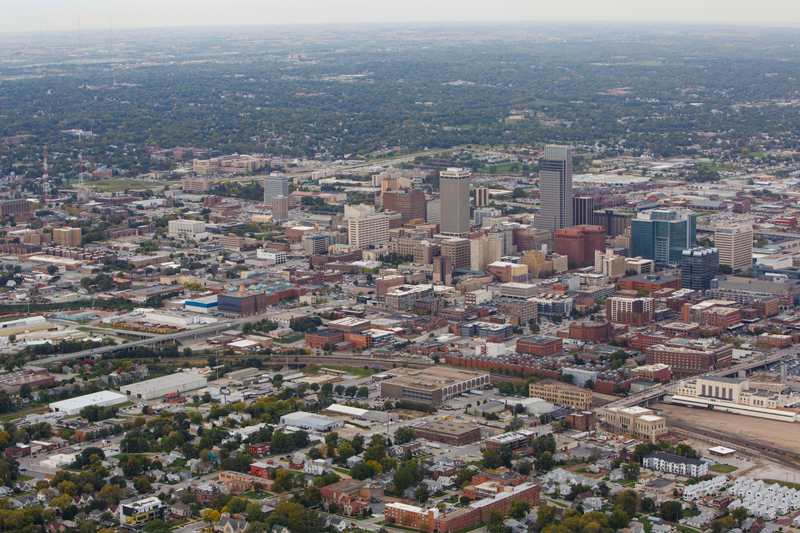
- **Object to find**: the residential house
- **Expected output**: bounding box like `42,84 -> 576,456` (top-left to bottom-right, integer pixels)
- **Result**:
216,516 -> 248,533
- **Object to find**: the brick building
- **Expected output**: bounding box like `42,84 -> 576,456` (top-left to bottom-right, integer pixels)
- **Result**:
553,225 -> 605,266
617,274 -> 681,292
566,411 -> 597,432
568,321 -> 613,343
529,379 -> 592,409
413,420 -> 481,446
516,336 -> 563,357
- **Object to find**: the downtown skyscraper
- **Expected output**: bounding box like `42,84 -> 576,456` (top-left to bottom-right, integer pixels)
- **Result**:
439,167 -> 471,235
536,145 -> 573,233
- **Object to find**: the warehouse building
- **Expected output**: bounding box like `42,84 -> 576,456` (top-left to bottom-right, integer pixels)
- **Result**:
49,391 -> 128,416
121,373 -> 208,400
280,411 -> 344,432
380,367 -> 490,406
414,420 -> 481,446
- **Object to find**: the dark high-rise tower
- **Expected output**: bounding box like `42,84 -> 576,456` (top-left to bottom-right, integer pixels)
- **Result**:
573,197 -> 595,226
681,247 -> 719,291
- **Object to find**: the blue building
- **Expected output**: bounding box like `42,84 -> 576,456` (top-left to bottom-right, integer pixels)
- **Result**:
631,209 -> 697,264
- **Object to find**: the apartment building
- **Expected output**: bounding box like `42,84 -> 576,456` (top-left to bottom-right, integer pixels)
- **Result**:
643,453 -> 708,478
606,296 -> 654,326
53,227 -> 82,247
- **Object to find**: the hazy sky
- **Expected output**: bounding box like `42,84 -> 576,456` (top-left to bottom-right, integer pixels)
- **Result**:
3,0 -> 800,34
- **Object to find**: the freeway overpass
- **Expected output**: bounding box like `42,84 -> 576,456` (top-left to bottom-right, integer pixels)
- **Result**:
35,320 -> 243,366
602,351 -> 791,410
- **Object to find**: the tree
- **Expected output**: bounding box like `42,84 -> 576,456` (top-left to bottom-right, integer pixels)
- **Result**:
711,516 -> 735,533
537,505 -> 557,530
640,497 -> 655,512
357,386 -> 369,398
486,509 -> 505,533
337,443 -> 356,461
394,427 -> 416,445
134,477 -> 152,494
609,508 -> 630,531
622,461 -> 640,480
535,451 -> 554,472
731,507 -> 748,523
415,485 -> 429,503
508,500 -> 530,520
202,509 -> 221,524
659,500 -> 683,522
614,490 -> 638,516
144,520 -> 171,533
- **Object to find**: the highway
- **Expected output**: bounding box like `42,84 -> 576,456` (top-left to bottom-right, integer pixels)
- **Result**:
35,319 -> 241,365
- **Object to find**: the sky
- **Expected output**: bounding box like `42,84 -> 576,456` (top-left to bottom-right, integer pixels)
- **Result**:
2,0 -> 800,34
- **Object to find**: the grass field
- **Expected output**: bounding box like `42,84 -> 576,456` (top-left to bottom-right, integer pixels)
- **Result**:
477,162 -> 525,174
68,178 -> 165,193
709,464 -> 737,473
0,406 -> 48,423
306,364 -> 376,378
764,479 -> 800,490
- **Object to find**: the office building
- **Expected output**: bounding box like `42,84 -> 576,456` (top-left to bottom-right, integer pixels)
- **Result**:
383,188 -> 426,224
167,219 -> 207,240
573,197 -> 595,226
181,177 -> 211,192
554,225 -> 605,266
302,232 -> 332,255
272,195 -> 290,223
380,367 -> 490,406
516,227 -> 552,252
53,227 -> 82,247
606,296 -> 655,325
432,255 -> 453,285
536,145 -> 573,233
602,406 -> 668,443
347,213 -> 390,249
384,284 -> 435,311
630,209 -> 697,264
426,198 -> 441,224
618,273 -> 681,292
625,256 -> 655,274
263,173 -> 289,206
715,225 -> 753,273
645,340 -> 732,375
681,247 -> 719,291
120,497 -> 166,527
439,167 -> 471,235
474,207 -> 502,227
475,186 -> 489,207
595,249 -> 626,279
441,238 -> 471,270
594,209 -> 634,237
529,379 -> 592,410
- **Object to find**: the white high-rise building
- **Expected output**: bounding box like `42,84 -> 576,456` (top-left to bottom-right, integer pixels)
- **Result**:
439,168 -> 471,235
715,225 -> 753,273
347,213 -> 390,249
536,145 -> 573,233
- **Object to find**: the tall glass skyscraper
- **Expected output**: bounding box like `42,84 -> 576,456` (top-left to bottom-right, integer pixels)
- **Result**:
631,209 -> 697,264
536,145 -> 573,233
264,173 -> 289,206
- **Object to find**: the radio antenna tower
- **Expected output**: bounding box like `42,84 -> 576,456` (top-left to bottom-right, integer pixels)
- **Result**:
42,145 -> 50,202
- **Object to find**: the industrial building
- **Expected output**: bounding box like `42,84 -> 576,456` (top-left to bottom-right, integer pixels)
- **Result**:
414,420 -> 481,446
49,391 -> 128,416
121,373 -> 208,400
380,367 -> 490,406
280,411 -> 344,431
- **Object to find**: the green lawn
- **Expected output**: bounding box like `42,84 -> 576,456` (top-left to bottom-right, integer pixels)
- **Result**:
18,474 -> 34,482
709,464 -> 737,473
306,364 -> 376,378
477,162 -> 527,174
0,406 -> 49,423
333,467 -> 351,475
763,479 -> 800,490
677,526 -> 701,533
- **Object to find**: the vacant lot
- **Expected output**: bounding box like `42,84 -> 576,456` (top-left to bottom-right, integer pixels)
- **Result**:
657,403 -> 800,455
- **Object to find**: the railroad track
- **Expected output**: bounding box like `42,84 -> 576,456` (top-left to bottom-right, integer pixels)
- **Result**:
669,420 -> 800,472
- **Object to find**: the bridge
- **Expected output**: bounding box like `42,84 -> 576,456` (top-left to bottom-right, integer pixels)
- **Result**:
35,319 -> 244,366
602,351 -> 790,410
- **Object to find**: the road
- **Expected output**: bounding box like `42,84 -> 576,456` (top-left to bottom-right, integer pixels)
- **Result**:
603,350 -> 793,410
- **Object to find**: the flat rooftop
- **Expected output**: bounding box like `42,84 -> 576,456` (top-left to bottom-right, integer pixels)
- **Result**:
418,420 -> 478,436
383,367 -> 488,390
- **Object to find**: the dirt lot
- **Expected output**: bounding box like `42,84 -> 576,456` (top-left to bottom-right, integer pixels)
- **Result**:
657,403 -> 800,455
